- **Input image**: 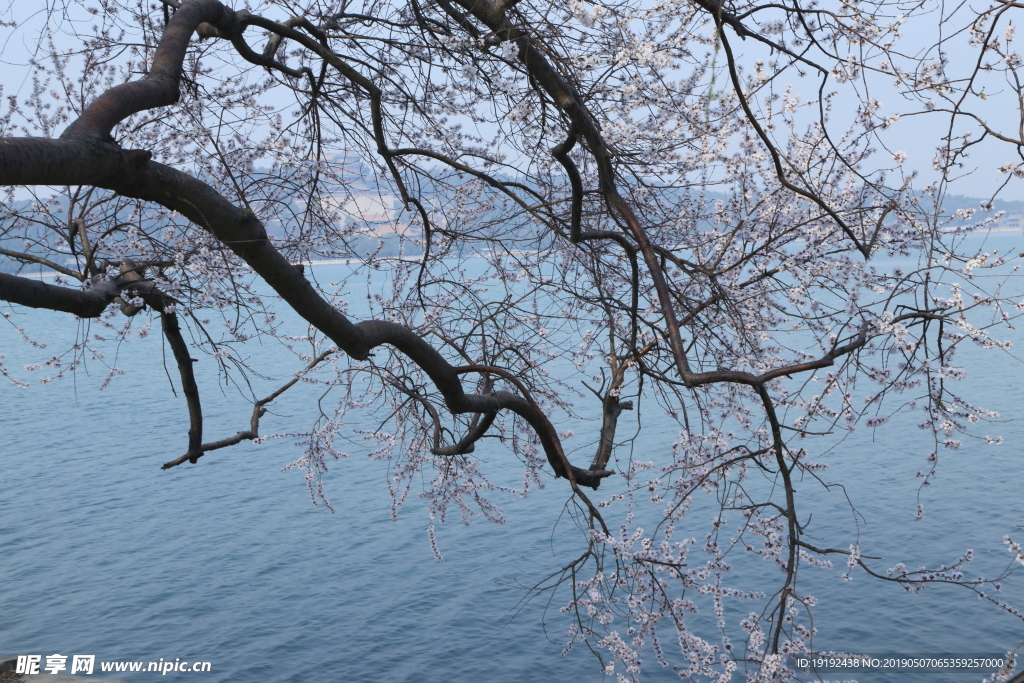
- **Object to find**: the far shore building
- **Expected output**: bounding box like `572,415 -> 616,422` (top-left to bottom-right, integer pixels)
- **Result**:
320,193 -> 421,237
996,213 -> 1024,231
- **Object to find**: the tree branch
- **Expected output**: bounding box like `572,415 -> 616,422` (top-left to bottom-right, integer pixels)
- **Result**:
0,270 -> 126,317
62,0 -> 241,140
161,349 -> 335,468
161,308 -> 203,463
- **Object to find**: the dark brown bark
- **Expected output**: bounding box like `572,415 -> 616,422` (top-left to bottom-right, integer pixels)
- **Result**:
161,311 -> 203,463
590,396 -> 631,474
0,271 -> 121,317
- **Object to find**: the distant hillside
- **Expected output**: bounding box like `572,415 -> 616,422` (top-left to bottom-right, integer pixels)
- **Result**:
2,189 -> 1020,274
940,194 -> 1024,215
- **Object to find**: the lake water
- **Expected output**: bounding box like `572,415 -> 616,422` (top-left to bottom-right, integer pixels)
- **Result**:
2,233 -> 1024,682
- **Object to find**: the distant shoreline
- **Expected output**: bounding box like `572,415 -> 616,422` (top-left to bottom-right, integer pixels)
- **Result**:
6,231 -> 1021,281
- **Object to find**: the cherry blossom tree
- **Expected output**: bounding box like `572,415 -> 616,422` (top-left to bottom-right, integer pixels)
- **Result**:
1,0 -> 1023,679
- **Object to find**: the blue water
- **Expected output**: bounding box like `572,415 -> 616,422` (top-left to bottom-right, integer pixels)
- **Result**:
2,235 -> 1024,682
